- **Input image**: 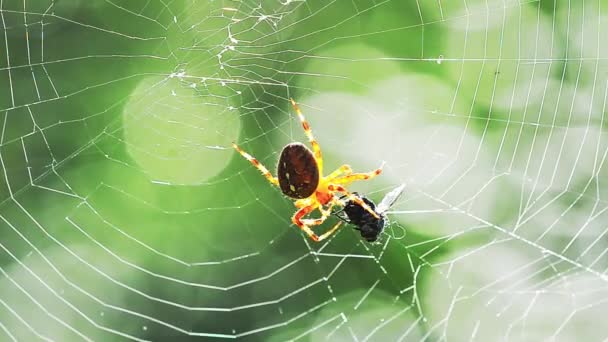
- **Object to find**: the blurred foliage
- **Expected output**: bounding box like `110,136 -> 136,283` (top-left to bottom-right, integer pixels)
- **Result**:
0,0 -> 606,340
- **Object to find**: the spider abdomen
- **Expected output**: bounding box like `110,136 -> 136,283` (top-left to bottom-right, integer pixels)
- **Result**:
277,142 -> 320,199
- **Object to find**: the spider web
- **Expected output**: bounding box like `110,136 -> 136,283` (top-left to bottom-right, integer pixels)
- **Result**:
0,0 -> 607,340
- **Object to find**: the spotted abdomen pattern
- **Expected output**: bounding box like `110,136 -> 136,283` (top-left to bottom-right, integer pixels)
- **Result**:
277,142 -> 320,199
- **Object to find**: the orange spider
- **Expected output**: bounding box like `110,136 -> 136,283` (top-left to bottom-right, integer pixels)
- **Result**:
232,99 -> 383,242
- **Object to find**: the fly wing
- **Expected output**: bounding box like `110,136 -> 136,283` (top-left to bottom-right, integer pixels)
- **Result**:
376,184 -> 405,214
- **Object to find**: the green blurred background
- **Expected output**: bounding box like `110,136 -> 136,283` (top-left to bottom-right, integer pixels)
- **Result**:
1,0 -> 608,340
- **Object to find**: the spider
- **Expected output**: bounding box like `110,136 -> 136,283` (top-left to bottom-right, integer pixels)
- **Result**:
232,98 -> 384,242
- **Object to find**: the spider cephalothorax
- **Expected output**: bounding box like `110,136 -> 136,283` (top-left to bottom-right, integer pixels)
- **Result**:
233,99 -> 383,242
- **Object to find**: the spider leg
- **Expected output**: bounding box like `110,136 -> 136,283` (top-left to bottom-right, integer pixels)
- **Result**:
316,221 -> 343,242
292,203 -> 343,242
325,164 -> 353,181
328,184 -> 380,219
290,98 -> 323,173
335,162 -> 384,185
301,199 -> 337,226
232,143 -> 279,186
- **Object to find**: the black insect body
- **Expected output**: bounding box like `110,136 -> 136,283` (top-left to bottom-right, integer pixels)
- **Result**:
336,184 -> 405,242
342,196 -> 386,242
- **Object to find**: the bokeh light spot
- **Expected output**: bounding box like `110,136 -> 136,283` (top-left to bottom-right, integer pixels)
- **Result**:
122,76 -> 240,185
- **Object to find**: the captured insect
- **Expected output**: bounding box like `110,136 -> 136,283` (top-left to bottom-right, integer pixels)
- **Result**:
233,99 -> 384,242
335,184 -> 405,242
